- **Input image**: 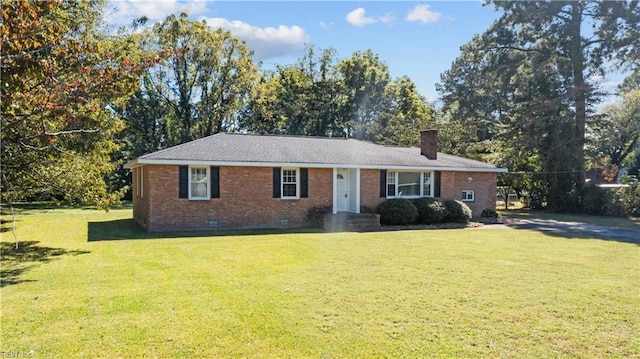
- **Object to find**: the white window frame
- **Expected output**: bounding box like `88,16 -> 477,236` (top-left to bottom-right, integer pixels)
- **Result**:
387,171 -> 396,197
386,171 -> 434,198
189,166 -> 210,200
462,190 -> 475,202
422,171 -> 432,198
281,168 -> 299,199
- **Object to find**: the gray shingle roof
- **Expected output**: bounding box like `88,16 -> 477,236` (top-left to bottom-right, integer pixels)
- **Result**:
128,133 -> 506,172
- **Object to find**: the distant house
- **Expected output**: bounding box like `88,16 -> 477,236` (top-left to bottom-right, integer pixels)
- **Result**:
586,167 -> 631,188
124,130 -> 508,231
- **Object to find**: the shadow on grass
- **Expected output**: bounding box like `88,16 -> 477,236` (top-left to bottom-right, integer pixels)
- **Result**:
1,219 -> 12,232
1,201 -> 133,215
87,219 -> 324,241
1,241 -> 90,287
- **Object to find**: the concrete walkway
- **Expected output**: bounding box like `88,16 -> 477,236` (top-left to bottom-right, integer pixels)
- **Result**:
481,217 -> 640,244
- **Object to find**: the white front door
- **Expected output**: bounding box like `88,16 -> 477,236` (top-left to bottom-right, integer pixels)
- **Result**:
337,169 -> 349,212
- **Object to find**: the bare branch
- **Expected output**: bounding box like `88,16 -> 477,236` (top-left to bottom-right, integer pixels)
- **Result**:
492,45 -> 539,53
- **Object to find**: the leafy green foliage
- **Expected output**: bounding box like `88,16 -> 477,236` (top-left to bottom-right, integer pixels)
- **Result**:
240,46 -> 344,137
412,197 -> 447,224
579,184 -> 611,215
377,198 -> 418,225
443,200 -> 472,223
612,178 -> 640,217
586,89 -> 640,171
128,12 -> 259,146
481,208 -> 499,218
376,76 -> 435,146
337,50 -> 391,141
1,0 -> 154,209
239,45 -> 436,145
438,1 -> 640,211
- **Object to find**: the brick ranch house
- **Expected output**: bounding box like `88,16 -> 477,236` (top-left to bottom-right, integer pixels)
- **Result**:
124,130 -> 507,231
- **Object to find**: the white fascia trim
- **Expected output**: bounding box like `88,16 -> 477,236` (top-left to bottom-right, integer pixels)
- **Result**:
124,159 -> 140,169
131,158 -> 509,173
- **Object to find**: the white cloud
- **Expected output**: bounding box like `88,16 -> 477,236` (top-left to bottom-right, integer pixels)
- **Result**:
107,0 -> 207,23
379,12 -> 395,24
205,18 -> 309,61
346,7 -> 377,27
319,21 -> 335,30
406,4 -> 442,24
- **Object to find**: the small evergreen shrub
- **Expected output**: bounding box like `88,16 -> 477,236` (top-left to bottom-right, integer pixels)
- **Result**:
412,197 -> 447,224
480,208 -> 499,218
443,199 -> 472,223
377,199 -> 418,225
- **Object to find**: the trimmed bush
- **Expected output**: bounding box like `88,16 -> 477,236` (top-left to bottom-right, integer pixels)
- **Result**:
480,208 -> 499,218
377,199 -> 418,225
412,197 -> 447,224
443,199 -> 472,223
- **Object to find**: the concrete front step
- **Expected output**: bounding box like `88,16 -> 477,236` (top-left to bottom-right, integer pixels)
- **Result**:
311,213 -> 381,232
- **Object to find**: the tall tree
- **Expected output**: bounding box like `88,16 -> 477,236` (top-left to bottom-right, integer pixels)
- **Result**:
240,46 -> 434,143
240,46 -> 343,137
377,76 -> 435,146
1,0 -> 154,208
587,89 -> 640,172
439,0 -> 639,210
483,0 -> 640,185
142,13 -> 258,144
337,50 -> 391,141
238,70 -> 284,134
296,46 -> 343,136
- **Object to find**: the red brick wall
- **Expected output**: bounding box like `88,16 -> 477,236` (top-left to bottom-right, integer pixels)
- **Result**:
360,169 -> 382,213
132,165 -> 498,231
140,165 -> 333,231
358,169 -> 497,217
439,171 -> 497,217
132,167 -> 150,230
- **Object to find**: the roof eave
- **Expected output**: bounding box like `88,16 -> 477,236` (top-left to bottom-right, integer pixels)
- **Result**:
123,159 -> 140,169
128,158 -> 508,173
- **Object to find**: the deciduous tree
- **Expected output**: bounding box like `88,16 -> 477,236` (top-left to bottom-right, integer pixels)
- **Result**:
142,13 -> 258,144
1,0 -> 154,208
587,89 -> 640,173
337,50 -> 391,141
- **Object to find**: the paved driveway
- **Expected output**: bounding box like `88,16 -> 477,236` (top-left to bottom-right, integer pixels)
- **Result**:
485,217 -> 640,244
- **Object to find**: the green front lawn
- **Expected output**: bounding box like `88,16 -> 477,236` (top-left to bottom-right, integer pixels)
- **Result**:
2,205 -> 638,358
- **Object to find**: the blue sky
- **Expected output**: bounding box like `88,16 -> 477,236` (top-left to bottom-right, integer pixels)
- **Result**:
106,1 -> 623,107
107,1 -> 502,102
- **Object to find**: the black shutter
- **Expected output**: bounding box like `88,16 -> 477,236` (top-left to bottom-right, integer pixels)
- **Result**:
300,168 -> 308,198
434,171 -> 441,197
179,166 -> 188,198
380,170 -> 387,198
272,168 -> 281,198
210,166 -> 220,198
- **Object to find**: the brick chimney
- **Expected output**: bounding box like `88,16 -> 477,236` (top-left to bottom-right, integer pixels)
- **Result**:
420,129 -> 438,160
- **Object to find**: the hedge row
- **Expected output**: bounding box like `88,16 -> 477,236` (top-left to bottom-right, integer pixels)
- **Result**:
580,180 -> 640,217
377,198 -> 472,225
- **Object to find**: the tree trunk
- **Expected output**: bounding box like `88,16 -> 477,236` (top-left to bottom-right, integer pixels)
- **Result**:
570,2 -> 587,188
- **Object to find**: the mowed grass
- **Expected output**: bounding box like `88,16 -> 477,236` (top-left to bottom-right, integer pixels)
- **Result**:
1,206 -> 639,358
